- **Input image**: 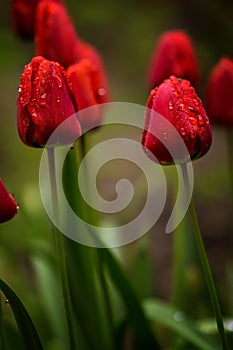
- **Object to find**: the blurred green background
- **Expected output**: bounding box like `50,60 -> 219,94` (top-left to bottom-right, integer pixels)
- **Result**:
0,0 -> 233,348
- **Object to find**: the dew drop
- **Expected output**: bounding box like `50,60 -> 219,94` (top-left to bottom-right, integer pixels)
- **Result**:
197,115 -> 204,125
180,128 -> 186,136
178,103 -> 186,111
40,79 -> 46,86
98,87 -> 106,96
40,93 -> 47,105
18,86 -> 22,93
174,311 -> 185,322
5,299 -> 9,304
188,106 -> 194,111
190,131 -> 195,139
189,116 -> 197,125
33,77 -> 40,85
163,131 -> 168,139
53,73 -> 63,88
56,96 -> 61,103
168,101 -> 173,110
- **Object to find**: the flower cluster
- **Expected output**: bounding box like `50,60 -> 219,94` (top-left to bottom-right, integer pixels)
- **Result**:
15,0 -> 109,147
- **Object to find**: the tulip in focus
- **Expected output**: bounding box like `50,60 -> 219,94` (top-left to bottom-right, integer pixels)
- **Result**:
206,57 -> 233,126
0,179 -> 18,223
146,30 -> 199,89
17,56 -> 81,147
142,76 -> 212,164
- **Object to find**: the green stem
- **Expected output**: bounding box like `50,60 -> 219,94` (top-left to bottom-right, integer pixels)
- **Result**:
80,135 -> 116,348
181,162 -> 229,350
226,129 -> 233,204
0,290 -> 7,350
97,249 -> 116,347
47,147 -> 77,350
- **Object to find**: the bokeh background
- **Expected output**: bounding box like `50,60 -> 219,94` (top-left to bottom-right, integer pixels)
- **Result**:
0,0 -> 233,348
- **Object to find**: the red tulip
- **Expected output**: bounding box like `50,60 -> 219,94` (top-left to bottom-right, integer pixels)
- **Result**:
35,0 -> 80,67
11,0 -> 39,38
11,0 -> 62,39
142,76 -> 212,164
147,30 -> 199,89
67,59 -> 109,130
17,56 -> 81,147
0,179 -> 18,223
76,40 -> 109,95
206,57 -> 233,126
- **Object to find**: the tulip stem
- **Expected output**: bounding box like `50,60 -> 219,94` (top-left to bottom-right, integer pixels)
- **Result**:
0,291 -> 7,350
181,162 -> 229,350
47,147 -> 77,350
226,129 -> 233,205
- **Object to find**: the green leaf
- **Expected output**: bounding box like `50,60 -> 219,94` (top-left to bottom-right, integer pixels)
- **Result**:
143,298 -> 219,350
101,249 -> 161,349
0,279 -> 43,350
197,318 -> 233,335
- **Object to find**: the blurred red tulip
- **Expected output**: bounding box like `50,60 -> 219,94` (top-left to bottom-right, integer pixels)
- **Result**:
206,57 -> 233,126
142,76 -> 212,164
11,0 -> 62,39
147,30 -> 199,89
11,0 -> 39,38
67,59 -> 109,130
35,0 -> 80,67
0,179 -> 18,223
17,56 -> 81,147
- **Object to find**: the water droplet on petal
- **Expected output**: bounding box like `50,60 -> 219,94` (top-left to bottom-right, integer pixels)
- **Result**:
180,128 -> 186,136
18,86 -> 22,93
52,73 -> 63,88
163,131 -> 167,140
178,103 -> 186,111
168,101 -> 173,110
190,131 -> 195,139
33,77 -> 40,85
40,79 -> 46,87
56,96 -> 61,103
98,87 -> 106,96
189,116 -> 197,125
197,115 -> 204,125
40,93 -> 47,105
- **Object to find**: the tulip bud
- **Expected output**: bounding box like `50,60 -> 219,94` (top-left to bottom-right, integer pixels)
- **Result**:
205,57 -> 233,126
142,76 -> 212,164
17,56 -> 81,147
0,179 -> 18,223
67,59 -> 109,131
11,0 -> 39,38
35,0 -> 80,67
147,30 -> 199,89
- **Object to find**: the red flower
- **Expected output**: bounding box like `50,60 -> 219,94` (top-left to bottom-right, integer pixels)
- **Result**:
35,0 -> 80,67
205,57 -> 233,126
11,0 -> 62,39
146,30 -> 199,89
0,179 -> 18,223
11,0 -> 39,38
67,59 -> 109,130
142,76 -> 212,164
17,56 -> 81,147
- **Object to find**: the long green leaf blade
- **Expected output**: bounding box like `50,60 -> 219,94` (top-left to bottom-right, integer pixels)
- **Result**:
0,279 -> 43,350
143,298 -> 219,350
